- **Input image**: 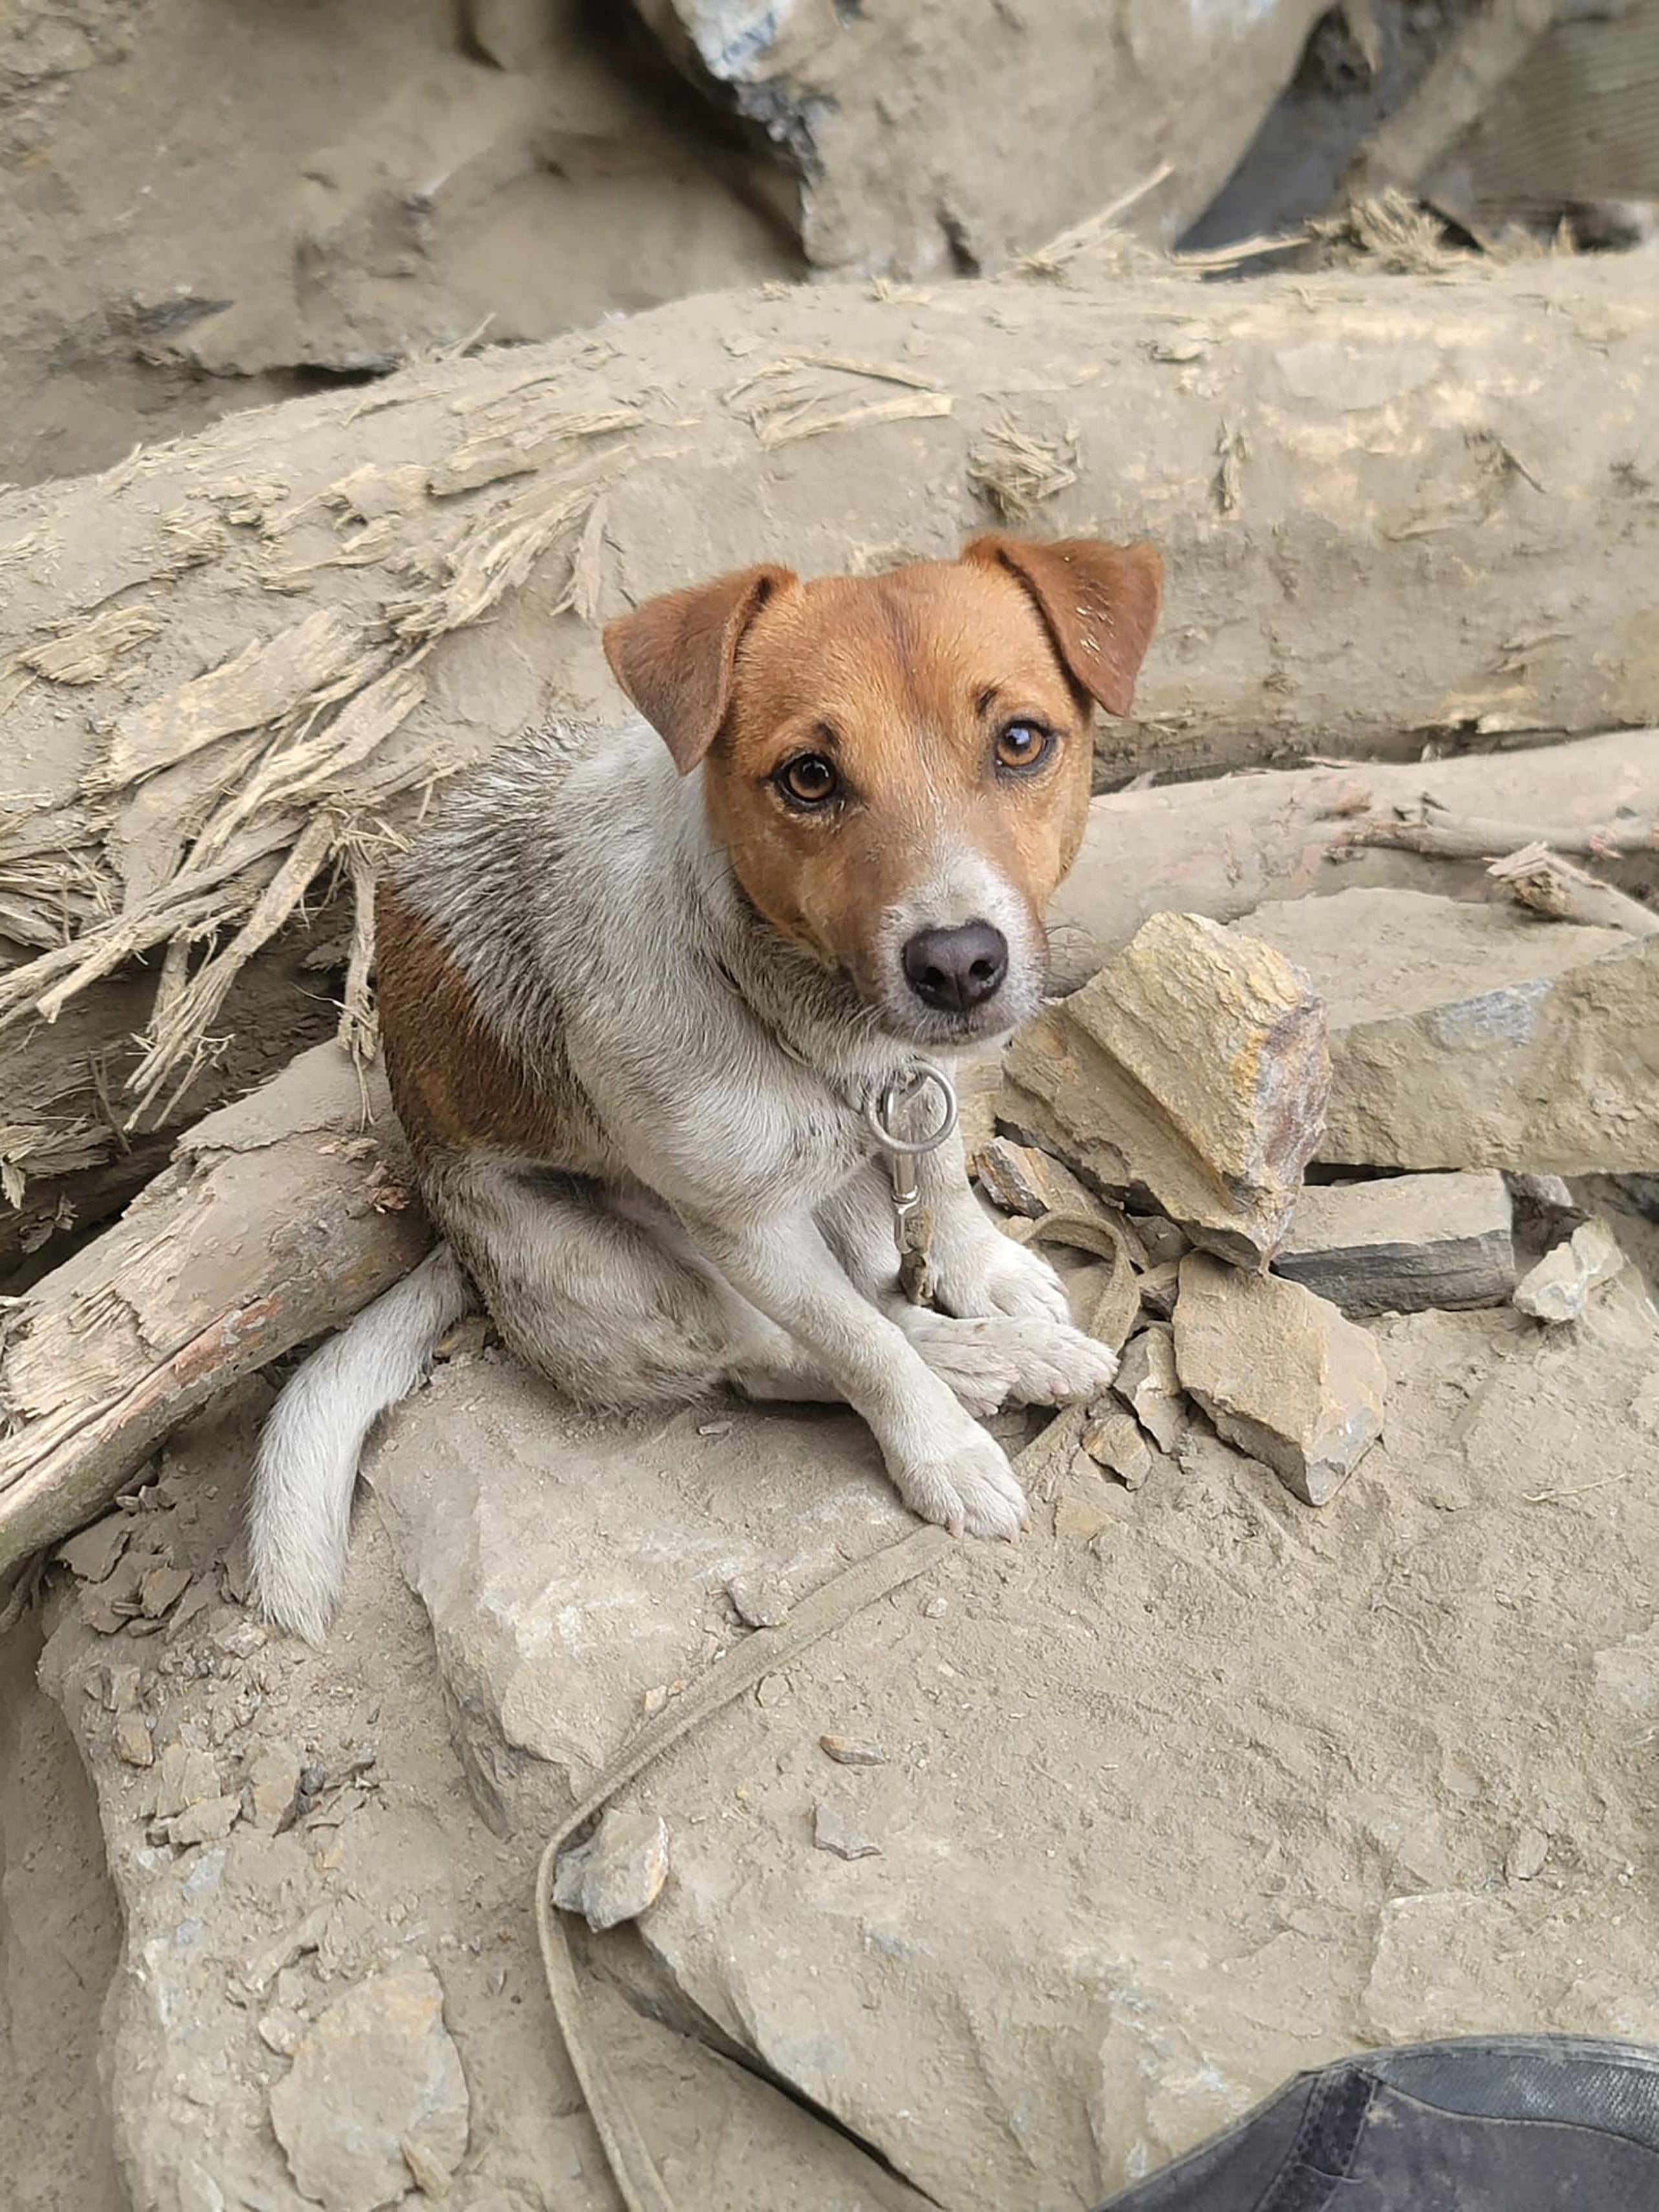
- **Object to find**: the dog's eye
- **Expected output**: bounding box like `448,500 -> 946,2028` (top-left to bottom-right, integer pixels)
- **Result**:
995,721 -> 1053,773
775,753 -> 840,807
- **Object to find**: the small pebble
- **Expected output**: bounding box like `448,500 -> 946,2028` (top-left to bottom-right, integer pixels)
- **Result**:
1505,1825 -> 1550,1884
140,1564 -> 193,1619
169,1794 -> 240,1849
403,2136 -> 454,2198
921,1597 -> 947,1620
726,1577 -> 787,1630
697,1421 -> 733,1439
258,2007 -> 304,2058
553,1809 -> 670,1931
112,1711 -> 154,1767
819,1736 -> 887,1767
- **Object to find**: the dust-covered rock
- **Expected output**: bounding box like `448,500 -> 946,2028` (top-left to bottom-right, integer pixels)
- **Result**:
1174,1255 -> 1386,1505
1004,912 -> 1329,1265
1245,890 -> 1659,1173
635,0 -> 1327,275
1112,1324 -> 1189,1454
1514,1219 -> 1627,1325
1081,1406 -> 1154,1490
973,1138 -> 1096,1222
1274,1171 -> 1517,1315
268,1961 -> 469,2212
553,1808 -> 671,1932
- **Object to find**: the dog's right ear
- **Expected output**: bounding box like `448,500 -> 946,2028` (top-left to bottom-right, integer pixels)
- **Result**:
602,564 -> 797,774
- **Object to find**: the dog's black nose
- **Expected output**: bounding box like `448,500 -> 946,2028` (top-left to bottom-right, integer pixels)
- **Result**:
902,922 -> 1009,1012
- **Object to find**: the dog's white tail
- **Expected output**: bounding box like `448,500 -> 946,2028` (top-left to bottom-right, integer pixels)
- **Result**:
248,1244 -> 474,1643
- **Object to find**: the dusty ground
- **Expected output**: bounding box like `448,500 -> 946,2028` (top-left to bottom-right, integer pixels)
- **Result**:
0,1617 -> 126,2212
8,1184 -> 1656,2208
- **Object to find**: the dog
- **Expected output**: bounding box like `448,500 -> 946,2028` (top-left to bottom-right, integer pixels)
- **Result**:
249,531 -> 1163,1641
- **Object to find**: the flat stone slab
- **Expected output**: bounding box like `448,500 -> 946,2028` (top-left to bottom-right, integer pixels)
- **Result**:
1243,889 -> 1657,1173
1274,1170 -> 1516,1315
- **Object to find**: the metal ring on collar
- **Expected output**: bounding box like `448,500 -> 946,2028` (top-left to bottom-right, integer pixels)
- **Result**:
864,1059 -> 960,1156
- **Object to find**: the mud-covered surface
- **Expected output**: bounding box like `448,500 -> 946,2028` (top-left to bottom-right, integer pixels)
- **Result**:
13,1201 -> 1658,2208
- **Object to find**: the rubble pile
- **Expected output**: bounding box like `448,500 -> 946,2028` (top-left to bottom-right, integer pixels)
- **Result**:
973,891 -> 1653,1522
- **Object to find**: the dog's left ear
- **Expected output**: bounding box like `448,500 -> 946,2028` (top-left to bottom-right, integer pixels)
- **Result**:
963,535 -> 1163,719
603,563 -> 797,773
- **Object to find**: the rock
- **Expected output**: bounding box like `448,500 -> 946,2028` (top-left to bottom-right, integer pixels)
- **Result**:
151,1744 -> 220,1822
1005,913 -> 1329,1266
1080,1407 -> 1154,1491
1054,1481 -> 1113,1543
258,2008 -> 306,2059
268,1962 -> 469,2212
635,0 -> 1328,274
370,1360 -> 914,1834
1506,1172 -> 1579,1219
170,1795 -> 240,1849
140,1563 -> 193,1619
76,1548 -> 166,1634
972,1138 -> 1095,1222
1130,1217 -> 1190,1268
1137,1260 -> 1181,1320
725,1577 -> 787,1632
1593,1625 -> 1659,1721
55,1511 -> 134,1584
819,1738 -> 887,1769
1273,1171 -> 1517,1315
553,1809 -> 671,1932
1112,1324 -> 1189,1455
955,1048 -> 1006,1160
101,1661 -> 143,1713
112,1712 -> 154,1767
1505,1827 -> 1550,1884
1514,1220 -> 1627,1325
401,2136 -> 454,2198
243,1904 -> 333,1995
1243,889 -> 1659,1173
1174,1256 -> 1386,1507
813,1803 -> 882,1862
245,1743 -> 301,1834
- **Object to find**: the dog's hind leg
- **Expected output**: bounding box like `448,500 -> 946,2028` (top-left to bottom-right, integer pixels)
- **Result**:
432,1163 -> 840,1411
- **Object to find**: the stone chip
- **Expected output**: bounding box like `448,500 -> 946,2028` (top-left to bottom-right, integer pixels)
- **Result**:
1174,1254 -> 1386,1505
268,1961 -> 469,2212
1514,1218 -> 1626,1324
1112,1323 -> 1188,1454
553,1807 -> 671,1931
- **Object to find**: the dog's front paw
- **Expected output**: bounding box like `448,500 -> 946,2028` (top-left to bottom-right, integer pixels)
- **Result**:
929,1221 -> 1073,1327
901,1310 -> 1117,1416
891,1423 -> 1029,1540
997,1320 -> 1119,1407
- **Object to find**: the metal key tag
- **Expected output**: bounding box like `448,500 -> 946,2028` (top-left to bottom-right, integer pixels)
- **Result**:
865,1060 -> 959,1308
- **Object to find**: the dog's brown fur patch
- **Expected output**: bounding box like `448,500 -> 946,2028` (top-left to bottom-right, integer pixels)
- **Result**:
376,883 -> 569,1167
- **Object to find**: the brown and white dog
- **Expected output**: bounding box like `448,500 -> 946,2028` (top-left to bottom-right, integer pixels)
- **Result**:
249,533 -> 1163,1640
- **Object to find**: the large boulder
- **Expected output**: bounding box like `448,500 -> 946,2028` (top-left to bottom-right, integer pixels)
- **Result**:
633,0 -> 1333,273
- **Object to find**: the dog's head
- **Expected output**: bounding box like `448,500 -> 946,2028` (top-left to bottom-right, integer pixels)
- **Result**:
602,535 -> 1163,1048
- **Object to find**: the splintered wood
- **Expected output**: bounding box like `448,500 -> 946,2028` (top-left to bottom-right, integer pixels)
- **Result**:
0,1049 -> 425,1601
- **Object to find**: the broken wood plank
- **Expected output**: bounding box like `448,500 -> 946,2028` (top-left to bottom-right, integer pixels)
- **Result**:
0,1047 -> 427,1598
